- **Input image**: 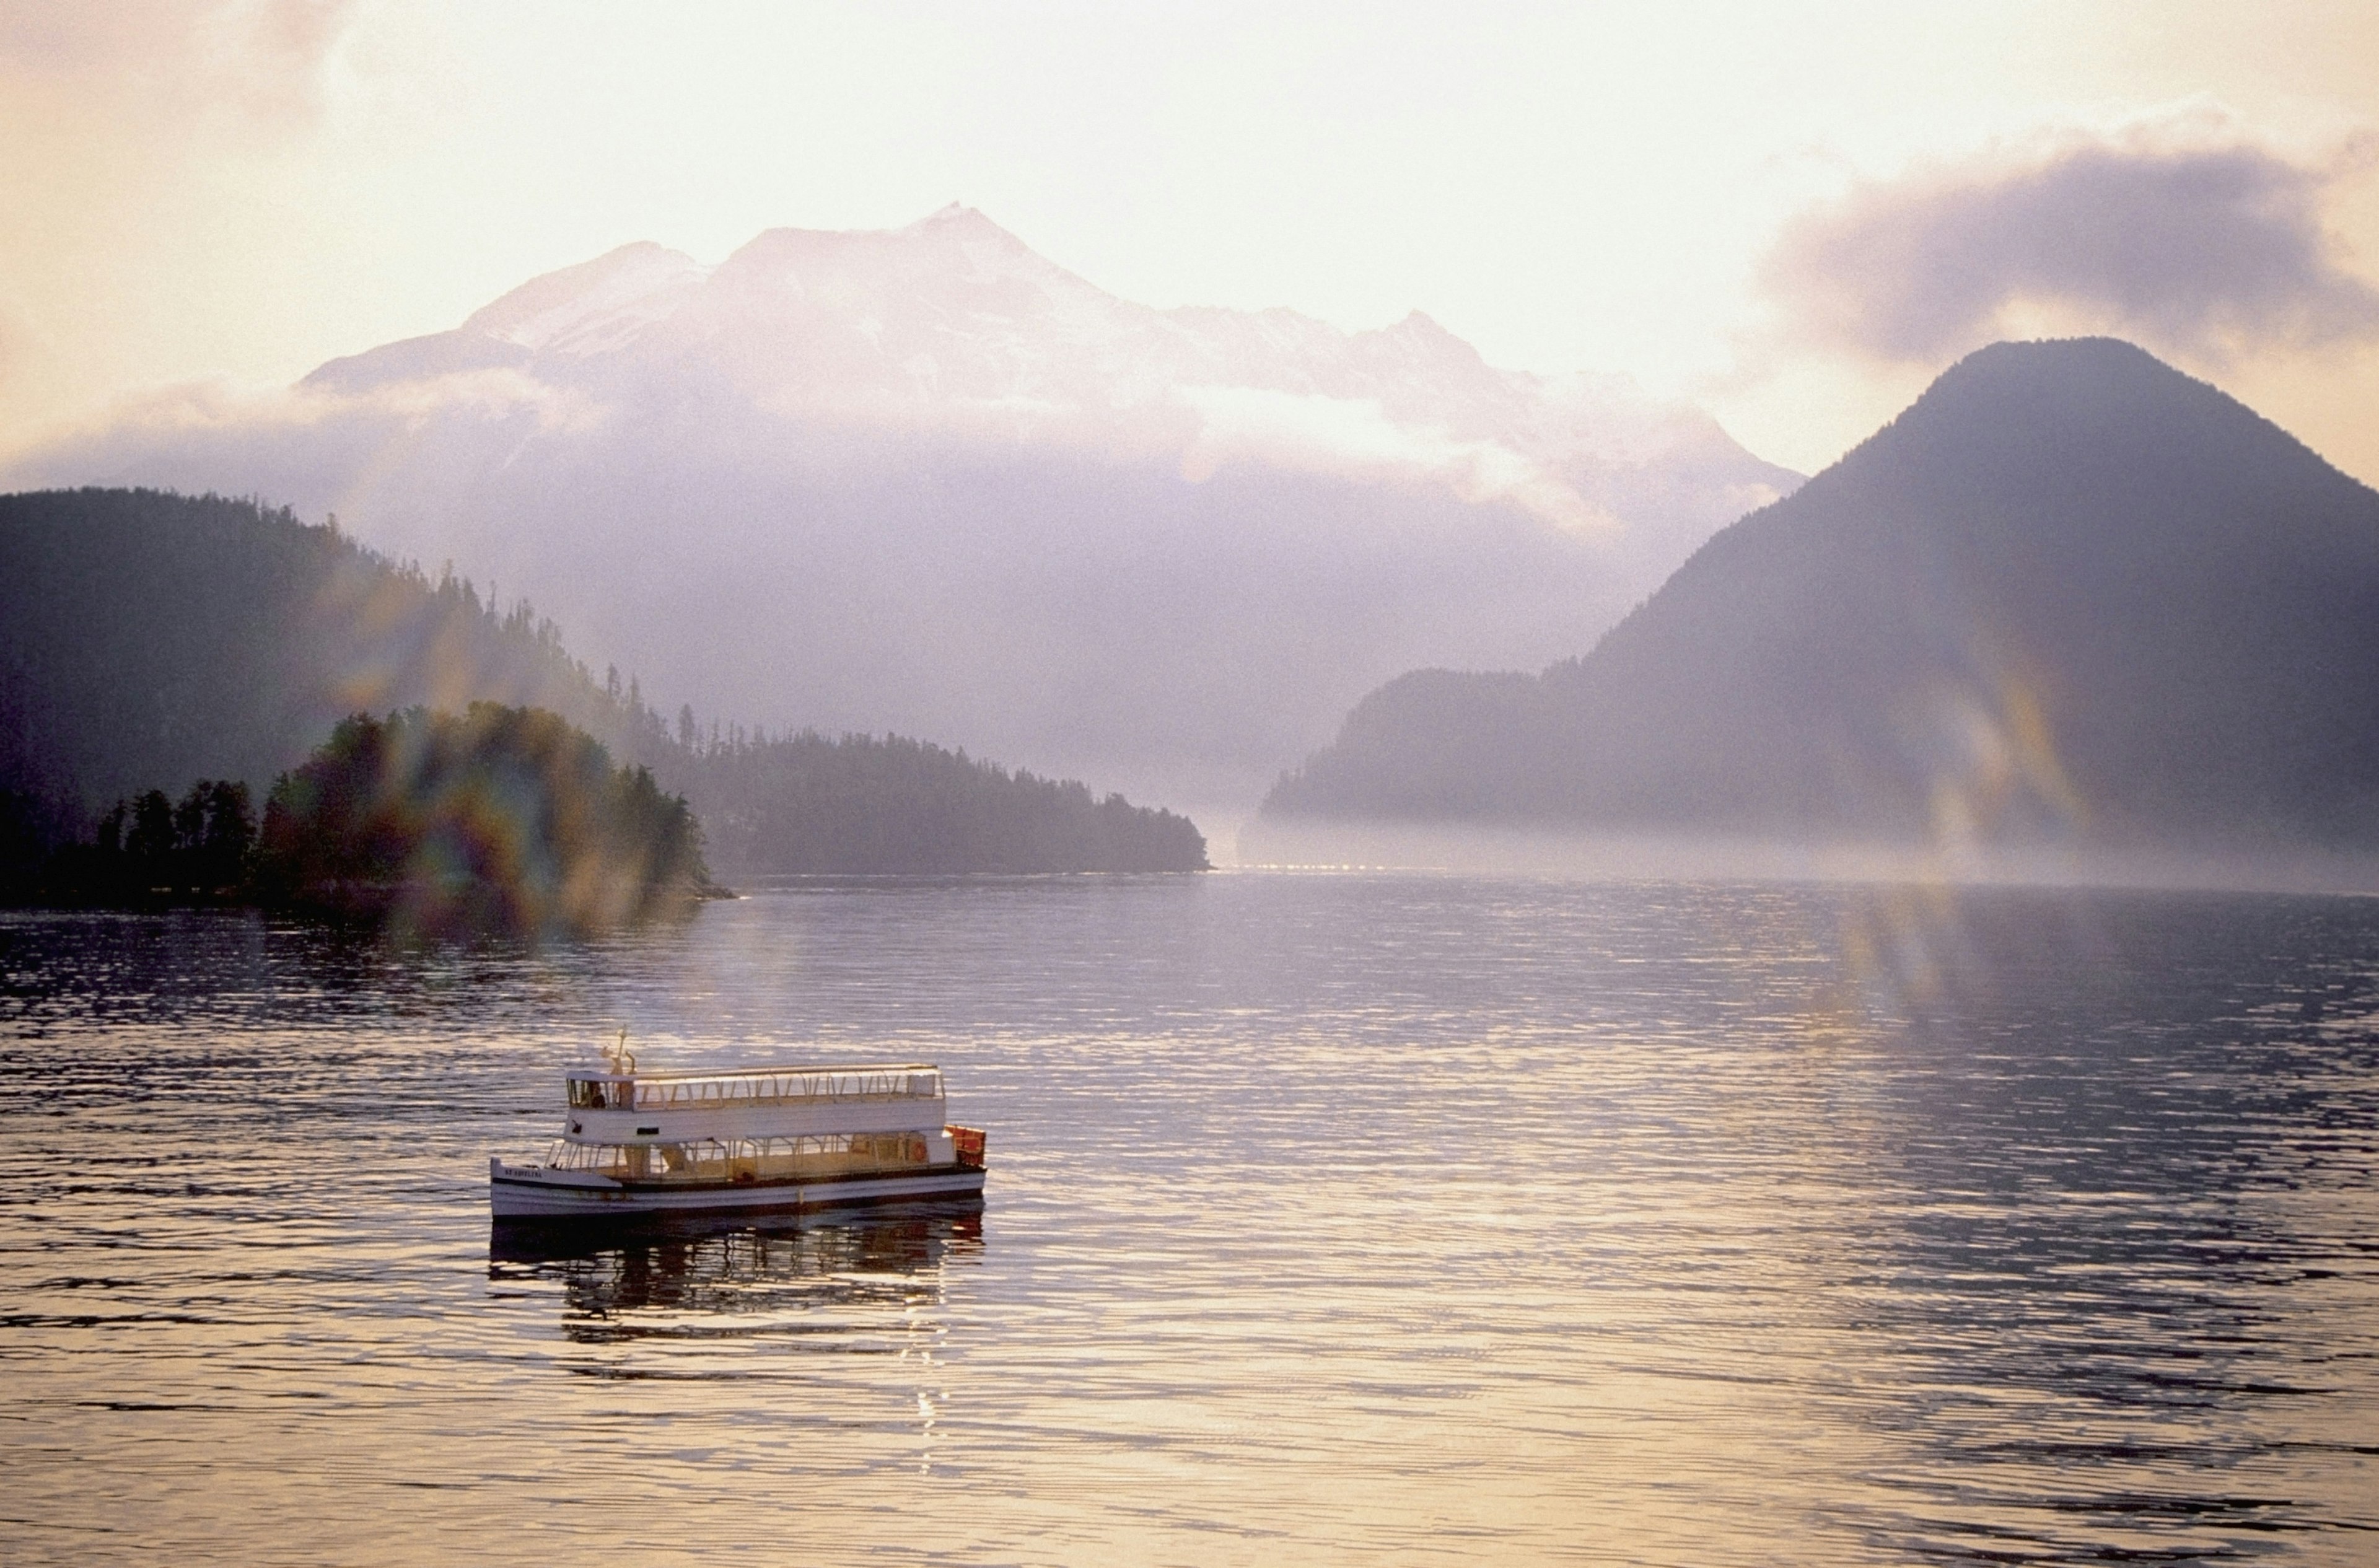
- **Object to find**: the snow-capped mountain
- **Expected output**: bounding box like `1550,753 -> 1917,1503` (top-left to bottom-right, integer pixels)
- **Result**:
11,206 -> 1795,821
309,206 -> 1771,523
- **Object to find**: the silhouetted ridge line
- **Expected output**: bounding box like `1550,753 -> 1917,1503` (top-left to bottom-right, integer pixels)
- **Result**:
1263,338 -> 2379,853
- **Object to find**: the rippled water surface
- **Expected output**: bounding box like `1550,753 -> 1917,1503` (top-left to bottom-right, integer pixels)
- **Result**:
3,874 -> 2376,1565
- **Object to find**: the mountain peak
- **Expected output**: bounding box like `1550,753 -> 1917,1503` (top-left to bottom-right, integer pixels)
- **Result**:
903,202 -> 1019,240
1914,336 -> 2206,423
1377,310 -> 1461,345
729,204 -> 1035,258
1942,335 -> 2174,381
460,241 -> 705,349
1825,335 -> 2341,510
1879,337 -> 2224,437
715,206 -> 1083,300
1265,337 -> 2379,856
1351,309 -> 1488,374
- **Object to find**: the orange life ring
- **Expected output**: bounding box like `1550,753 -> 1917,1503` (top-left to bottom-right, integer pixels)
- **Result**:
908,1137 -> 927,1163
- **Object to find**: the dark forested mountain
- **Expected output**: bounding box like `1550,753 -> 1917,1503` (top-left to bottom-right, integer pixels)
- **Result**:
1262,339 -> 2379,854
0,488 -> 643,812
0,488 -> 1206,883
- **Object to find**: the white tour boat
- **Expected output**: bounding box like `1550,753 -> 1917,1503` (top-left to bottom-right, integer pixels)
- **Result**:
489,1041 -> 988,1220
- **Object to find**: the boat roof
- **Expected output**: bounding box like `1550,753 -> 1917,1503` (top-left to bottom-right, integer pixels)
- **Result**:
565,1062 -> 940,1082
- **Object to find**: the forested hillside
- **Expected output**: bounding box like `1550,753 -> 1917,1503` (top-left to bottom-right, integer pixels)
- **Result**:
0,488 -> 1207,887
0,488 -> 652,810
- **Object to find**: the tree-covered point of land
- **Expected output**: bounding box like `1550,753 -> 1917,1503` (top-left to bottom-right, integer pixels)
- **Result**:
693,730 -> 1209,874
19,779 -> 257,905
253,704 -> 714,934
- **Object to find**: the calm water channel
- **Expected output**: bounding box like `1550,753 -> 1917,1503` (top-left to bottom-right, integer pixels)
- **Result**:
2,873 -> 2375,1565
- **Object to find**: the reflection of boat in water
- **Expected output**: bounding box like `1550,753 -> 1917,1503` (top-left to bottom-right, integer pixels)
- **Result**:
489,1209 -> 984,1339
489,1042 -> 989,1220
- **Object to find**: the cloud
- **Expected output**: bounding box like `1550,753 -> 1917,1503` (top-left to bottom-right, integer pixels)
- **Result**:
66,368 -> 610,448
1758,115 -> 2379,364
0,0 -> 358,127
1174,385 -> 1607,531
0,299 -> 37,383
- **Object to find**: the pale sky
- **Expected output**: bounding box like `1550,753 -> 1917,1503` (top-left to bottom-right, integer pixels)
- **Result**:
6,0 -> 2379,481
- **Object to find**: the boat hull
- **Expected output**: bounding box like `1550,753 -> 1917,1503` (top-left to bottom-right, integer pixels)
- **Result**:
489,1160 -> 986,1219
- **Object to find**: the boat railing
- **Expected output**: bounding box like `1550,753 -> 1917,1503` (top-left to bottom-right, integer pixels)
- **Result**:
566,1065 -> 944,1111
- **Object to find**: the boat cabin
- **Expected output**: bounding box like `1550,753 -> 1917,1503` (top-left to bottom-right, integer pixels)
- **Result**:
548,1062 -> 976,1183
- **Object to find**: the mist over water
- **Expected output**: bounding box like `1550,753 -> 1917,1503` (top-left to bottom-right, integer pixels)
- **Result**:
1235,818 -> 2379,898
3,874 -> 2375,1565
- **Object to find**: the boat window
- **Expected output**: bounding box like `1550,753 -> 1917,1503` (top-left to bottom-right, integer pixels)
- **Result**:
548,1128 -> 953,1177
